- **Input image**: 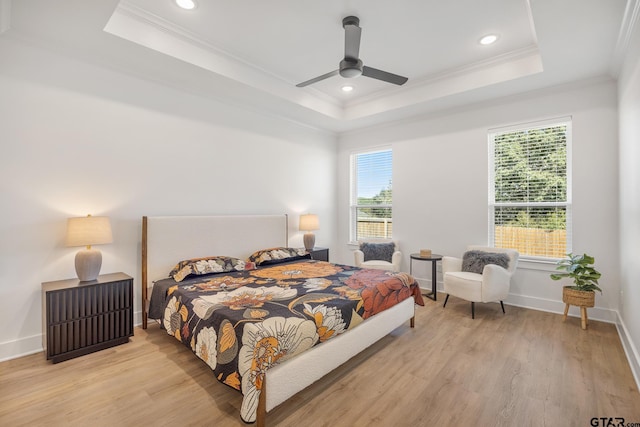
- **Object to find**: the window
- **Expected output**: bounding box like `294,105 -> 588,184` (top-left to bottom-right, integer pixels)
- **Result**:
489,118 -> 572,259
350,148 -> 392,242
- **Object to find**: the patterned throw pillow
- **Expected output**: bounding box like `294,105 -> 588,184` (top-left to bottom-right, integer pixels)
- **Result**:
169,256 -> 249,282
461,250 -> 510,274
248,247 -> 309,266
360,241 -> 395,263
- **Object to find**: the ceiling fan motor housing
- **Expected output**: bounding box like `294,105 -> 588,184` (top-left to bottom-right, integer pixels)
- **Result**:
342,16 -> 360,28
339,58 -> 363,78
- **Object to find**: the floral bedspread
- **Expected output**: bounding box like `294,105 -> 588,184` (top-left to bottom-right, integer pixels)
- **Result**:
156,260 -> 424,423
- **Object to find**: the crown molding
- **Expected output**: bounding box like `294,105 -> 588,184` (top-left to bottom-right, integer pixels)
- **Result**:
106,1 -> 343,118
113,0 -> 341,108
346,45 -> 541,108
338,75 -> 613,140
108,1 -> 543,124
115,1 -> 279,82
611,0 -> 640,76
342,45 -> 543,121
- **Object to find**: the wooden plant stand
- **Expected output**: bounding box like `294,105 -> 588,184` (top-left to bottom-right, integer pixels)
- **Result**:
562,286 -> 595,330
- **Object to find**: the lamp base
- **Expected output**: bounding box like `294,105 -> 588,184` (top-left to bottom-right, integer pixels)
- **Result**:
75,248 -> 102,282
303,232 -> 316,251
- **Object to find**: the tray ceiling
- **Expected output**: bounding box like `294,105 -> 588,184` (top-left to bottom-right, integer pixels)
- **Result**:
1,0 -> 632,132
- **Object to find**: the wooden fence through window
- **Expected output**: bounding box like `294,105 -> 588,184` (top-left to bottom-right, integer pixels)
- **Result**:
495,226 -> 566,258
357,219 -> 393,240
356,221 -> 565,258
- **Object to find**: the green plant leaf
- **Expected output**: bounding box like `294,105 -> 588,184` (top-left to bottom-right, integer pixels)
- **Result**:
550,253 -> 602,294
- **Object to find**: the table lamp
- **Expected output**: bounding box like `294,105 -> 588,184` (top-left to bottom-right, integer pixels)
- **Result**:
66,215 -> 113,281
299,214 -> 319,251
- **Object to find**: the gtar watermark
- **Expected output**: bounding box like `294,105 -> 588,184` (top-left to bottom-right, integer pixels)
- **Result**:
590,417 -> 640,427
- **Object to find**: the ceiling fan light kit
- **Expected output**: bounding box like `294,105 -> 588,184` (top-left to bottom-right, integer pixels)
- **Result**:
296,16 -> 408,88
339,59 -> 363,78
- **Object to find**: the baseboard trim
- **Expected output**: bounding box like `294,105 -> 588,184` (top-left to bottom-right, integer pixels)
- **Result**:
135,309 -> 142,328
0,334 -> 43,363
421,285 -> 617,323
429,288 -> 640,391
616,312 -> 640,391
2,298 -> 639,393
505,293 -> 618,323
0,310 -> 146,363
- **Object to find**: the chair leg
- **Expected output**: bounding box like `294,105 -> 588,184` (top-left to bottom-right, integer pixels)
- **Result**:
500,301 -> 505,314
471,302 -> 475,319
443,294 -> 450,308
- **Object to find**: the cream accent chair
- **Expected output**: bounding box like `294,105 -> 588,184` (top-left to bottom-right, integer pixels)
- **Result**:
354,240 -> 402,272
442,245 -> 519,318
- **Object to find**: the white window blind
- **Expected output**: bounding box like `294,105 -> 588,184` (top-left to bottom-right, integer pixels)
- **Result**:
489,118 -> 572,259
350,148 -> 393,242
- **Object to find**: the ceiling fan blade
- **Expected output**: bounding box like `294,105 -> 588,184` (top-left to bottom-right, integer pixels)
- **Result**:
344,22 -> 361,60
362,66 -> 408,85
296,70 -> 340,87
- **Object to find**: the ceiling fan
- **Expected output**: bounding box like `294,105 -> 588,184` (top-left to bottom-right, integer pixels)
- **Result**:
296,16 -> 408,88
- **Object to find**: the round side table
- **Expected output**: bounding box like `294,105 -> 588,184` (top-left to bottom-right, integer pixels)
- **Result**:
409,253 -> 443,301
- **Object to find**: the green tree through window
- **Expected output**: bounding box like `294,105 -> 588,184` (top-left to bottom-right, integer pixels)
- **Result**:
350,149 -> 393,241
490,120 -> 571,258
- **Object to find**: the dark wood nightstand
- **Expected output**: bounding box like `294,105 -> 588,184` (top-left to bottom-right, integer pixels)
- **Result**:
307,247 -> 329,261
42,272 -> 134,363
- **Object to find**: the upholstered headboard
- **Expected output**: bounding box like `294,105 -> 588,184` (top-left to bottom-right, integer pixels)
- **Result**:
141,214 -> 288,327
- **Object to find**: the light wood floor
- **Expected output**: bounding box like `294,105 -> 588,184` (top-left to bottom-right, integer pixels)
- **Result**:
2,295 -> 640,427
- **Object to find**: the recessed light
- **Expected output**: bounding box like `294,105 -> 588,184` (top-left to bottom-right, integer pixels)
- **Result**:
175,0 -> 196,10
341,85 -> 354,92
479,34 -> 498,45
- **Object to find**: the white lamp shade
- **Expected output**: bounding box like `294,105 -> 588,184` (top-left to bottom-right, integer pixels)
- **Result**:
66,216 -> 113,248
299,214 -> 319,231
299,214 -> 318,251
66,215 -> 112,281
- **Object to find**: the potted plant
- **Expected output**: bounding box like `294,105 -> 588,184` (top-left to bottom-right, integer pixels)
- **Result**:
550,253 -> 602,329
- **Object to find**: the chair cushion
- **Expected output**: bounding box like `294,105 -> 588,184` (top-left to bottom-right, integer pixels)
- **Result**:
360,241 -> 395,262
461,250 -> 510,274
361,260 -> 394,271
444,271 -> 484,302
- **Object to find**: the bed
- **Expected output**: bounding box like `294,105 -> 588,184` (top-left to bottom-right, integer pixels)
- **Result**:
141,214 -> 424,425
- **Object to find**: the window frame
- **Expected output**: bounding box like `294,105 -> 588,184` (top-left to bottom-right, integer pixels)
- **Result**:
488,117 -> 573,262
349,147 -> 393,244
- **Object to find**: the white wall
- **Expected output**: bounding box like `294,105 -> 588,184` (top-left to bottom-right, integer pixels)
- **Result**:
337,79 -> 619,322
618,16 -> 640,386
1,18 -> 635,383
0,37 -> 337,360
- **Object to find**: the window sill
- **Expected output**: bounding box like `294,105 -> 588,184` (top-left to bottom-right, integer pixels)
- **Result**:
517,257 -> 560,272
